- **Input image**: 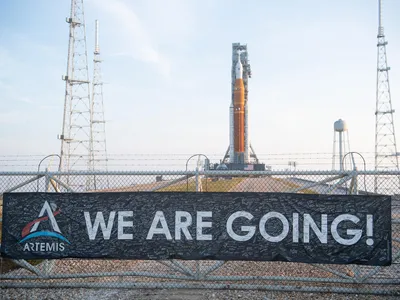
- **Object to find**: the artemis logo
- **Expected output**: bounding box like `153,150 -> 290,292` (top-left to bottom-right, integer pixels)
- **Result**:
20,201 -> 70,252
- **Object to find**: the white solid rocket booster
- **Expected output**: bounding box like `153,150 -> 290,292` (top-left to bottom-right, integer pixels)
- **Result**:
229,103 -> 234,163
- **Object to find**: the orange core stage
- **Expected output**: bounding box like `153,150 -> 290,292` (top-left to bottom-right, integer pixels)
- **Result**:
234,78 -> 245,153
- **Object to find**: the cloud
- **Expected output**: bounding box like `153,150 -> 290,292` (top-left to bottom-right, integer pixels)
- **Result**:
91,0 -> 171,77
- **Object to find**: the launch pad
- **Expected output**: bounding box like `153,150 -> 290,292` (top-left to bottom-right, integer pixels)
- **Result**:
220,43 -> 265,171
224,162 -> 266,171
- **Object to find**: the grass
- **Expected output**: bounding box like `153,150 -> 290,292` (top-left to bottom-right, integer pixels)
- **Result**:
158,177 -> 318,194
158,177 -> 245,192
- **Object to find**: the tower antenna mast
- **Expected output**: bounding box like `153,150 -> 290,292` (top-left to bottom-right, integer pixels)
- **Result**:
59,0 -> 92,190
89,20 -> 110,190
374,0 -> 399,193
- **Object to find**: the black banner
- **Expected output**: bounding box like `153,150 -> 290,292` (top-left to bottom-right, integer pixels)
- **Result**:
0,192 -> 392,265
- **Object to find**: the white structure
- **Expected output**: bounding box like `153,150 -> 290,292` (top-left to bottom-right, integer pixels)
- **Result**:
59,0 -> 92,189
88,20 -> 109,190
374,0 -> 400,193
332,119 -> 351,171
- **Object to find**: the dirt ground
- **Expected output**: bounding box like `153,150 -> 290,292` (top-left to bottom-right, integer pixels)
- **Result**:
2,288 -> 399,300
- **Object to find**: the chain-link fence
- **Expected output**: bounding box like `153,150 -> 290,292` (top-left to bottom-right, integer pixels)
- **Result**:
0,170 -> 399,296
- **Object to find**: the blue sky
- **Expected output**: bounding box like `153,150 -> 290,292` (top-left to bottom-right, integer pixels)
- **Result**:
0,0 -> 399,169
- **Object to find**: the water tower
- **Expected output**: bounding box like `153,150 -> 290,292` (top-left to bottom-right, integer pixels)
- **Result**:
332,119 -> 351,171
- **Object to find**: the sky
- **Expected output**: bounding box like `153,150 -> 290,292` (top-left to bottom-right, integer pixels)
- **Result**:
0,0 -> 399,170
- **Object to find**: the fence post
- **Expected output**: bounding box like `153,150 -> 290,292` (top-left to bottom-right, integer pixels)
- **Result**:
195,166 -> 201,278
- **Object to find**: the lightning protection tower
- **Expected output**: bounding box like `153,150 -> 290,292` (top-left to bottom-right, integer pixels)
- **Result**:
88,20 -> 109,190
59,0 -> 92,190
374,0 -> 400,194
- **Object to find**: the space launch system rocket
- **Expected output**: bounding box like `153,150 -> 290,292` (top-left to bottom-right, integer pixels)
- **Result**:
222,43 -> 263,170
229,52 -> 248,164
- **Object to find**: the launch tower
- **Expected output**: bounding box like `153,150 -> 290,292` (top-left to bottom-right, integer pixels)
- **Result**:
88,20 -> 109,190
58,0 -> 91,189
222,43 -> 264,171
374,0 -> 400,193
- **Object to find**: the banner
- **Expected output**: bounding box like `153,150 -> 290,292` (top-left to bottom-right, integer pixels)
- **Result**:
1,192 -> 392,265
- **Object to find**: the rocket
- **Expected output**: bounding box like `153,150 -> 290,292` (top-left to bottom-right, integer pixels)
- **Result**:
234,55 -> 245,157
229,52 -> 248,164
